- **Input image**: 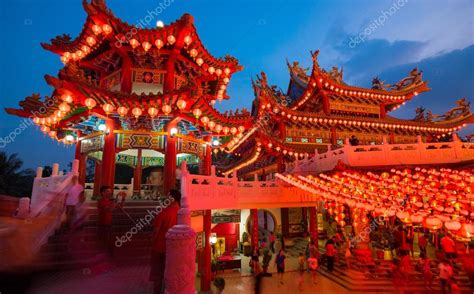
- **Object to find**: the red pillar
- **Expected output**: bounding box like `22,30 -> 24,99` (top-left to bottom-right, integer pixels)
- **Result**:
164,122 -> 177,194
101,119 -> 116,188
330,127 -> 337,145
309,206 -> 318,245
133,149 -> 143,195
321,92 -> 330,115
120,56 -> 133,94
201,210 -> 212,292
251,209 -> 259,250
380,103 -> 387,119
302,207 -> 308,233
277,155 -> 285,173
92,160 -> 102,197
200,136 -> 212,292
389,132 -> 395,144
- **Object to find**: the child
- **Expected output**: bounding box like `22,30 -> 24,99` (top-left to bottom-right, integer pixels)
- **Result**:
274,249 -> 286,285
298,253 -> 305,291
308,253 -> 318,284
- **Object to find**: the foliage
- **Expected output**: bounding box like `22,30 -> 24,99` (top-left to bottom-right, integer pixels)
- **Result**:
213,277 -> 225,293
0,152 -> 35,197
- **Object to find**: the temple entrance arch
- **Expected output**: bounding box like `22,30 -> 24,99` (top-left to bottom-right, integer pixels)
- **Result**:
246,209 -> 277,246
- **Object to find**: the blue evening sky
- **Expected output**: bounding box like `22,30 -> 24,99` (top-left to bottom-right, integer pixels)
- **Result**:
0,0 -> 473,169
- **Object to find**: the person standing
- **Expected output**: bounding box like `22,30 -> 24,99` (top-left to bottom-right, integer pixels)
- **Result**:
274,249 -> 286,285
307,253 -> 318,285
418,233 -> 428,257
269,232 -> 276,253
440,234 -> 456,260
65,176 -> 84,229
149,189 -> 181,294
438,259 -> 453,294
325,238 -> 336,272
97,186 -> 120,254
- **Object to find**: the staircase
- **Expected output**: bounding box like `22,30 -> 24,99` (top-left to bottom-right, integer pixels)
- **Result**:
317,248 -> 473,292
32,201 -> 159,271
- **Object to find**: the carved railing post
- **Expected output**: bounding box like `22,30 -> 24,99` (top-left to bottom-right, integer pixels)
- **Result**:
164,161 -> 196,294
452,133 -> 461,159
52,163 -> 59,177
36,167 -> 43,178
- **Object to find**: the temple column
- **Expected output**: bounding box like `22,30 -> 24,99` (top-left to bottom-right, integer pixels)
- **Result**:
380,103 -> 387,119
200,136 -> 212,293
201,209 -> 212,293
321,92 -> 330,115
120,55 -> 133,94
389,132 -> 395,144
133,149 -> 143,196
309,206 -> 318,246
164,122 -> 178,194
251,209 -> 259,250
302,207 -> 308,234
330,127 -> 337,145
101,119 -> 116,188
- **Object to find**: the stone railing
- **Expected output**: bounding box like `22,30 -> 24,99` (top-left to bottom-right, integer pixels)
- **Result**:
288,134 -> 474,175
182,164 -> 315,211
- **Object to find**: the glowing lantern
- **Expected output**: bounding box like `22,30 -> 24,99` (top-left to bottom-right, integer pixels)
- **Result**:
61,95 -> 73,103
215,124 -> 222,133
142,41 -> 152,52
230,127 -> 237,135
130,39 -> 140,48
41,125 -> 50,133
148,107 -> 158,118
238,126 -> 245,133
184,35 -> 192,45
424,216 -> 443,230
215,69 -> 222,76
86,36 -> 96,46
457,223 -> 474,238
208,67 -> 215,74
33,117 -> 40,124
155,39 -> 164,49
176,99 -> 187,110
222,127 -> 230,135
167,35 -> 176,45
192,108 -> 202,118
200,116 -> 210,125
81,45 -> 90,54
189,48 -> 198,57
196,58 -> 204,66
410,214 -> 424,223
92,24 -> 102,35
102,103 -> 114,114
208,121 -> 216,130
102,24 -> 112,34
445,220 -> 461,231
117,106 -> 128,117
162,104 -> 172,115
131,107 -> 142,118
224,68 -> 231,75
48,130 -> 57,138
58,103 -> 71,113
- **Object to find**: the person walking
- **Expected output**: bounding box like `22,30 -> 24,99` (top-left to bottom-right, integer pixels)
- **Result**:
269,232 -> 276,253
149,189 -> 181,294
97,185 -> 120,254
308,253 -> 319,285
325,238 -> 336,272
65,175 -> 84,229
298,253 -> 306,291
274,249 -> 286,285
418,233 -> 428,257
438,259 -> 453,294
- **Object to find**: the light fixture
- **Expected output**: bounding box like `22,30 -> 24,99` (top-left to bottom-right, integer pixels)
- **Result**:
98,124 -> 107,132
170,127 -> 178,137
212,139 -> 220,146
210,233 -> 217,245
156,20 -> 164,28
65,134 -> 75,142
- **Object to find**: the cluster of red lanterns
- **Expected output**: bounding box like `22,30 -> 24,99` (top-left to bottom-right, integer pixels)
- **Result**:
260,99 -> 466,134
277,167 -> 474,241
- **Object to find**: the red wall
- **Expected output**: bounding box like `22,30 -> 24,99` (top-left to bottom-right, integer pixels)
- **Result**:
212,223 -> 239,253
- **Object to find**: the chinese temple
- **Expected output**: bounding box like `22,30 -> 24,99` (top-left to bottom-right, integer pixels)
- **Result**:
3,0 -> 474,293
217,50 -> 473,178
5,0 -> 253,196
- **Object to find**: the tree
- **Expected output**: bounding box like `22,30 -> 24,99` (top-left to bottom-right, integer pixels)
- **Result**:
0,152 -> 35,197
